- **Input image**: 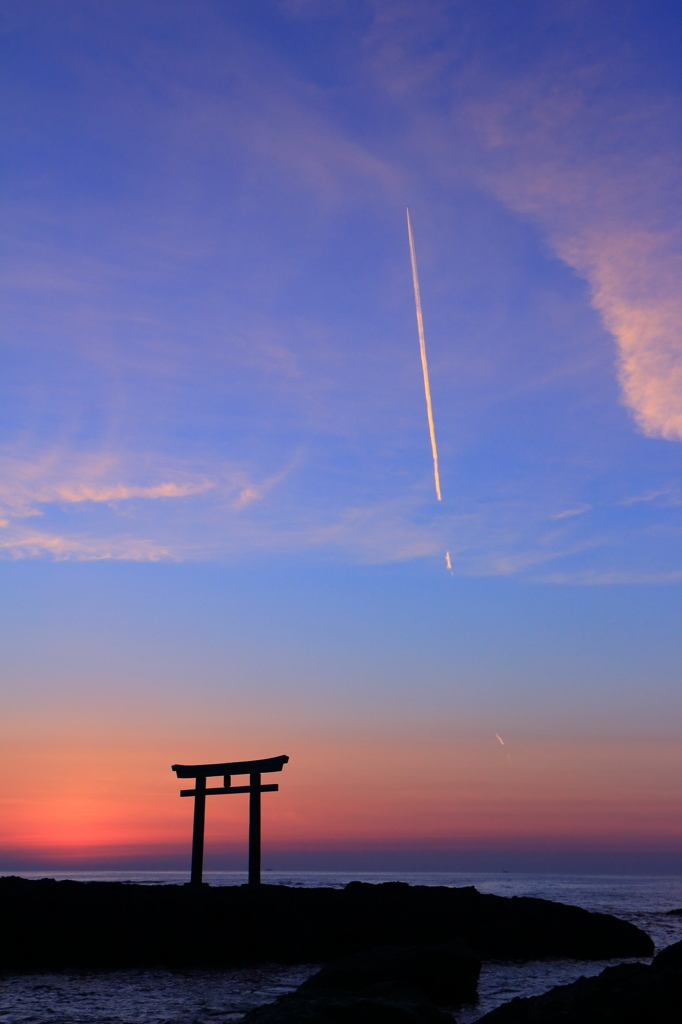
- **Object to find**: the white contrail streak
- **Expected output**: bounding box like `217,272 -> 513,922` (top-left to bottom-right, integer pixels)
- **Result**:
407,208 -> 442,501
496,734 -> 505,745
445,551 -> 453,572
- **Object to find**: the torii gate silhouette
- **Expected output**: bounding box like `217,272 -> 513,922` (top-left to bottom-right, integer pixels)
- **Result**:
172,755 -> 289,886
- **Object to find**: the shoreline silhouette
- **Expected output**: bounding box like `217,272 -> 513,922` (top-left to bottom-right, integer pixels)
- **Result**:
0,876 -> 652,972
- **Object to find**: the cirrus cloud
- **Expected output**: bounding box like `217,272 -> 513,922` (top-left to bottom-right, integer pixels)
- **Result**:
465,83 -> 682,441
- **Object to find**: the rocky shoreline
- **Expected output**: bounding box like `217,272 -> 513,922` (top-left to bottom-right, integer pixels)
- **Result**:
477,938 -> 682,1023
3,876 -> 673,1021
242,938 -> 681,1023
0,876 -> 653,971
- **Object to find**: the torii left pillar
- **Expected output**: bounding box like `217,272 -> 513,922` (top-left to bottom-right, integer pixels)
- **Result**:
191,774 -> 207,885
172,755 -> 289,887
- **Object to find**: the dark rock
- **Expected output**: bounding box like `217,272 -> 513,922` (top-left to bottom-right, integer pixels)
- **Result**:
0,875 -> 653,971
665,906 -> 682,916
476,943 -> 682,1023
652,937 -> 682,971
242,991 -> 455,1023
337,881 -> 653,960
298,941 -> 480,1004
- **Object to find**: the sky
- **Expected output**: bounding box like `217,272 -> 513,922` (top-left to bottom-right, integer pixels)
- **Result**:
1,0 -> 681,874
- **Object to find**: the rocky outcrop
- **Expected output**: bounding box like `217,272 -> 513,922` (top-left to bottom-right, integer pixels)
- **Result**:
476,940 -> 682,1023
296,941 -> 480,1004
242,942 -> 477,1023
0,875 -> 653,970
652,937 -> 682,971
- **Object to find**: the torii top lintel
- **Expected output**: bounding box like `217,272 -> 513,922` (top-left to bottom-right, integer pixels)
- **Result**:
171,755 -> 289,779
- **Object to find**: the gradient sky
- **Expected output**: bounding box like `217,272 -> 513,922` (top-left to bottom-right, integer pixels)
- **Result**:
1,0 -> 681,874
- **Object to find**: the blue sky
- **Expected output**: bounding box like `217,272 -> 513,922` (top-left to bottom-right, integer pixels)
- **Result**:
1,0 -> 680,870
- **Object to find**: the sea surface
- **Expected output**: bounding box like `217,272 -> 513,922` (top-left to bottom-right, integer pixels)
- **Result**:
1,871 -> 680,1024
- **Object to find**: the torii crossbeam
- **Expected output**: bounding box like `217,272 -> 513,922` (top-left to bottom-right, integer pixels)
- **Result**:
172,754 -> 289,887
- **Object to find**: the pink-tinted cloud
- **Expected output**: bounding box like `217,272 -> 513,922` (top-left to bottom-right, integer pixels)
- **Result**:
464,86 -> 682,440
558,230 -> 682,440
55,481 -> 213,503
0,528 -> 174,562
0,450 -> 215,515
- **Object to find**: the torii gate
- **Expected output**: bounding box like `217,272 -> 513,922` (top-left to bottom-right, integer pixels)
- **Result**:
172,754 -> 289,886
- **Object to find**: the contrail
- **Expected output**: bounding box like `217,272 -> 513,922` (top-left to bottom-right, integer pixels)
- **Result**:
407,208 -> 442,501
445,551 -> 453,572
495,734 -> 505,746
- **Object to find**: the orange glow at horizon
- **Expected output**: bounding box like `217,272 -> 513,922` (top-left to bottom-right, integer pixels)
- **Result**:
1,732 -> 679,862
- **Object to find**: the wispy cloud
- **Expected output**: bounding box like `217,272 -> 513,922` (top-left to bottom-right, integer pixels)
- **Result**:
0,451 -> 215,517
54,481 -> 213,503
560,231 -> 682,442
0,529 -> 175,562
553,505 -> 592,520
0,445 -> 299,534
621,488 -> 681,507
465,85 -> 682,441
1,437 -> 677,582
232,450 -> 305,511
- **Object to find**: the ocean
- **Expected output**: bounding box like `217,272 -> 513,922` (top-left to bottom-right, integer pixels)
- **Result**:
1,871 -> 680,1023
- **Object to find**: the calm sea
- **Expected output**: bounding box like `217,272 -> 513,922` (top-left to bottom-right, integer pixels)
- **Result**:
1,871 -> 680,1024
